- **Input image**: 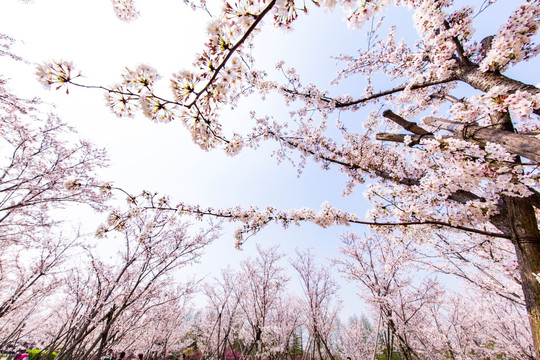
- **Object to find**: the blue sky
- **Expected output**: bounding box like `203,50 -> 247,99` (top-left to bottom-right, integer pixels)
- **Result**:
0,0 -> 369,319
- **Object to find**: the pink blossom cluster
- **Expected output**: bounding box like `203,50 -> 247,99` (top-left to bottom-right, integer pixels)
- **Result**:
104,65 -> 179,122
480,0 -> 540,72
472,86 -> 540,130
35,60 -> 80,93
111,0 -> 139,21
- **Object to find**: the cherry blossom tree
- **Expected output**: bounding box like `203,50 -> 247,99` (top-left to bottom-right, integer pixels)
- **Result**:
37,0 -> 540,357
335,316 -> 374,360
0,231 -> 81,349
0,81 -> 109,243
337,233 -> 442,359
262,295 -> 303,359
235,245 -> 289,358
194,268 -> 243,360
337,232 -> 535,359
0,32 -> 109,263
292,249 -> 341,360
193,246 -> 298,360
114,287 -> 195,359
422,289 -> 534,360
0,32 -> 112,352
35,205 -> 217,360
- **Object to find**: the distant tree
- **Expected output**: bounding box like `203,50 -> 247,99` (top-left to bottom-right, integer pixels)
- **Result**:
235,245 -> 289,358
195,268 -> 243,360
119,288 -> 195,360
337,233 -> 534,359
194,245 -> 294,360
292,249 -> 340,360
38,204 -> 218,360
262,296 -> 302,359
335,316 -> 374,360
0,232 -> 80,349
0,32 -> 109,349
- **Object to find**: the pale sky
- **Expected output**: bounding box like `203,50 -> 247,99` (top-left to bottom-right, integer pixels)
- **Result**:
1,0 -> 369,319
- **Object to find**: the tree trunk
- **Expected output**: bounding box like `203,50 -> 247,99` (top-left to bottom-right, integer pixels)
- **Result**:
458,65 -> 540,98
386,322 -> 391,360
505,195 -> 540,359
457,67 -> 540,359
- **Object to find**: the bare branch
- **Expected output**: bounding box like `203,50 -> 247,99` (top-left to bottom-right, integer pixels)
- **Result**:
382,110 -> 431,135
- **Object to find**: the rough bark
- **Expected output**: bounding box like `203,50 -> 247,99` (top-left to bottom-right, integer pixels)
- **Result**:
382,110 -> 430,135
424,117 -> 540,163
483,110 -> 540,360
504,195 -> 540,360
458,65 -> 540,96
457,65 -> 540,116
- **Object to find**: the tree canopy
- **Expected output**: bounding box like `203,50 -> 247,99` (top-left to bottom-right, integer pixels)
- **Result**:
2,0 -> 540,359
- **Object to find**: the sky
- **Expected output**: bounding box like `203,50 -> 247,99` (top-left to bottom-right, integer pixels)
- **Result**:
0,0 -> 371,319
1,0 -> 537,323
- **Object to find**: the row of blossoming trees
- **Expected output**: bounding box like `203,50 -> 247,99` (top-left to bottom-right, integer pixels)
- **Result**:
3,0 -> 540,358
0,60 -> 534,359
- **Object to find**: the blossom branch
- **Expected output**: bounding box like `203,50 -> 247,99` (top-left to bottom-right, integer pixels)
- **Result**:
187,0 -> 277,108
281,78 -> 456,110
136,202 -> 511,243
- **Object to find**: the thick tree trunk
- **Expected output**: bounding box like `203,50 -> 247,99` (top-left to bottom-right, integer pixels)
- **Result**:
458,65 -> 540,96
505,196 -> 540,359
457,66 -> 540,359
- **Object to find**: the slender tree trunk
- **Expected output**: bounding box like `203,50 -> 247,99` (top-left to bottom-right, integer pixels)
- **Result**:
316,338 -> 323,360
372,311 -> 382,360
95,306 -> 116,360
391,334 -> 395,360
386,324 -> 391,360
226,337 -> 239,360
319,334 -> 335,360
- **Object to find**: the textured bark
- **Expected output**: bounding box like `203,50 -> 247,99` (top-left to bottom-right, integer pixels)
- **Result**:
458,65 -> 540,96
382,110 -> 430,135
457,65 -> 540,116
504,196 -> 540,360
424,117 -> 540,163
485,110 -> 540,360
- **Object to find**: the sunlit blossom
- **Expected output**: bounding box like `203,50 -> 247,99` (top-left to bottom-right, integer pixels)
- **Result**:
35,60 -> 80,93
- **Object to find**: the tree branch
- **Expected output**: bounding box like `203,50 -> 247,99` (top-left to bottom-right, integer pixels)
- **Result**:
281,78 -> 456,109
424,117 -> 540,163
382,110 -> 431,135
457,64 -> 540,116
187,0 -> 277,108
